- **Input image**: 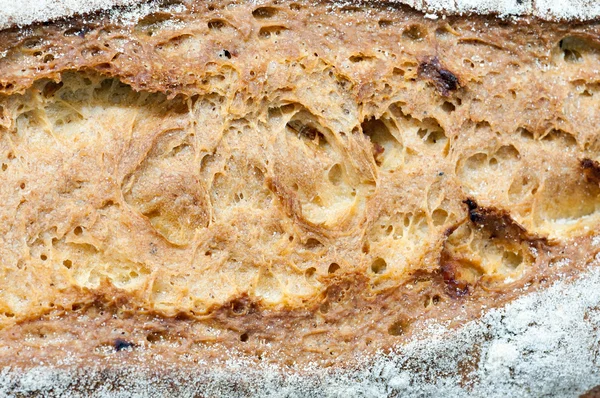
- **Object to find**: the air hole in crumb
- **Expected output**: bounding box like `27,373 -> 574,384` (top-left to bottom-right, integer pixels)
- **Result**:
305,267 -> 317,279
502,251 -> 524,269
40,254 -> 47,261
417,127 -> 446,146
388,319 -> 408,336
96,63 -> 112,70
328,164 -> 343,185
361,118 -> 394,166
42,81 -> 63,97
402,25 -> 426,41
19,183 -> 25,190
564,49 -> 583,63
259,26 -> 288,39
424,294 -> 442,307
305,238 -> 323,249
378,20 -> 393,28
349,55 -> 370,63
286,118 -> 326,145
146,331 -> 167,343
240,332 -> 249,342
441,101 -> 455,113
393,67 -> 405,76
464,59 -> 475,68
63,259 -> 72,269
371,257 -> 387,274
74,226 -> 83,236
207,19 -> 226,30
520,128 -> 534,140
24,38 -> 42,49
558,36 -> 599,63
432,209 -> 448,226
328,263 -> 340,274
231,300 -> 248,315
424,296 -> 432,308
252,6 -> 278,19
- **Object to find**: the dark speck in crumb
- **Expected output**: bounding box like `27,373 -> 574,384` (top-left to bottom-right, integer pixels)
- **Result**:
218,49 -> 232,59
114,339 -> 135,352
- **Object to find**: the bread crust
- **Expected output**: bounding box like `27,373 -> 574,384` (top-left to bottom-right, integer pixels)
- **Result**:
0,0 -> 599,371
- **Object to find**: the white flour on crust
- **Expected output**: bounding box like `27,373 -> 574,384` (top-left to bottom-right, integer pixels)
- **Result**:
0,0 -> 599,29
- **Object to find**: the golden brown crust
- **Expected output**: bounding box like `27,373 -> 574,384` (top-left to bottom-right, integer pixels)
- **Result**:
0,0 -> 600,369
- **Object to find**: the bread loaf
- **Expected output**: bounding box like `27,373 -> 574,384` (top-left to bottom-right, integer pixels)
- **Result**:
1,0 -> 600,395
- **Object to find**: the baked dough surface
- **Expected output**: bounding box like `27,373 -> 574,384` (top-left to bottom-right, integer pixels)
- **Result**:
0,0 -> 599,368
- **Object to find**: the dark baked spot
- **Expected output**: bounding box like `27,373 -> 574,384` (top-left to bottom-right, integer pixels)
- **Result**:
463,198 -> 544,244
439,199 -> 547,296
113,339 -> 135,352
582,158 -> 600,184
439,254 -> 471,297
388,317 -> 411,336
218,49 -> 232,59
418,57 -> 460,96
286,119 -> 325,143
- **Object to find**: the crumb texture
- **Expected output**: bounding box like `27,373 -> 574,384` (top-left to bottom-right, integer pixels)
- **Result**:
0,0 -> 599,382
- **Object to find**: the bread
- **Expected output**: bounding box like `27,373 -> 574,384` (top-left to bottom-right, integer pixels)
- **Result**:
1,0 -> 600,395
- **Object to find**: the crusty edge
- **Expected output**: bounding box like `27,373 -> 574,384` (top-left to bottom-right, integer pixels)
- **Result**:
0,0 -> 599,32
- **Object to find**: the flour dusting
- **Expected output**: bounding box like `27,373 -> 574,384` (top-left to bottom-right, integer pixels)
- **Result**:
1,0 -> 600,29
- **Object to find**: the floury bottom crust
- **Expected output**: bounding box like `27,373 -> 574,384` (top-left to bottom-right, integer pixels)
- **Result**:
0,0 -> 599,395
